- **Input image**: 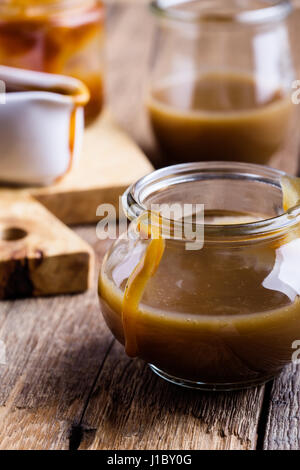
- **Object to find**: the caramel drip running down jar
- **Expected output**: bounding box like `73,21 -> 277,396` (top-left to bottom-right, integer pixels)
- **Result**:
0,0 -> 104,125
98,162 -> 300,391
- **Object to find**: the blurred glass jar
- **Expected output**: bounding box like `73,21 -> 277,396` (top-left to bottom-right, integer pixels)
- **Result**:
146,0 -> 298,173
0,0 -> 104,125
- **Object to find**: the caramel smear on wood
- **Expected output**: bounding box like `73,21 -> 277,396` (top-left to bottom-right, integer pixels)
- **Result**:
281,176 -> 300,211
122,213 -> 165,357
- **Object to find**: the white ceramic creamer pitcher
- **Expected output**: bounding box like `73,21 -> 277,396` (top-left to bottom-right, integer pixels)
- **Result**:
0,66 -> 90,186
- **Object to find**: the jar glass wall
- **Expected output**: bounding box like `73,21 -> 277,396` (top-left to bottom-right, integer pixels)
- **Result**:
146,0 -> 299,173
99,161 -> 300,390
0,0 -> 104,125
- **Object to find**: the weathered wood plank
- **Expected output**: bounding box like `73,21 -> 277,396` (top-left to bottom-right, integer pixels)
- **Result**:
77,2 -> 300,451
0,4 -> 267,451
0,229 -> 113,450
263,363 -> 300,450
78,341 -> 265,450
0,192 -> 94,299
1,1 -> 300,451
32,113 -> 153,225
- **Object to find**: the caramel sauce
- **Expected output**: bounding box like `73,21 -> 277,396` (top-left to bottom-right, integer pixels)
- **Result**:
121,210 -> 262,358
52,105 -> 79,183
147,72 -> 294,165
123,238 -> 165,357
122,213 -> 165,357
281,176 -> 300,212
55,105 -> 77,182
6,80 -> 89,105
69,106 -> 76,162
99,208 -> 300,383
5,74 -> 89,183
0,0 -> 104,124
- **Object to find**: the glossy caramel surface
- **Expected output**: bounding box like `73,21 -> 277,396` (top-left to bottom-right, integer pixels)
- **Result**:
99,211 -> 300,384
147,73 -> 294,164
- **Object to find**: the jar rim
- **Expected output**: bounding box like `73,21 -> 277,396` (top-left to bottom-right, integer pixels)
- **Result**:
123,161 -> 300,240
150,0 -> 292,25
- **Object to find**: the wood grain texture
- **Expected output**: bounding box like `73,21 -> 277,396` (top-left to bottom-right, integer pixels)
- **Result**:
78,341 -> 265,450
1,113 -> 152,226
0,192 -> 94,299
263,363 -> 300,450
32,113 -> 153,225
0,1 -> 300,451
74,3 -> 300,451
0,230 -> 113,450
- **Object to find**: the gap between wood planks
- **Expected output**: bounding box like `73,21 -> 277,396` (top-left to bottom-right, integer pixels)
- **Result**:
65,350 -> 274,451
0,1 -> 299,451
67,366 -> 270,450
255,381 -> 274,450
68,339 -> 115,451
55,2 -> 300,451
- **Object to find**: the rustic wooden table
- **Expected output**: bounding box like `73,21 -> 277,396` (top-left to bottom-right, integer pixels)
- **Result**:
0,2 -> 300,450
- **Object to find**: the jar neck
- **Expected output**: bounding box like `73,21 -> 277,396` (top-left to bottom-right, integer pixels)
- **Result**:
123,162 -> 300,244
150,0 -> 292,26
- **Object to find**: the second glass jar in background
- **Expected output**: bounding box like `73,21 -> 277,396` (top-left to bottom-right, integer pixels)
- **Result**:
146,0 -> 299,173
0,0 -> 104,125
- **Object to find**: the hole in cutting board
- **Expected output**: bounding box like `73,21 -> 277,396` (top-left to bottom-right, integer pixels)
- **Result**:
0,227 -> 27,241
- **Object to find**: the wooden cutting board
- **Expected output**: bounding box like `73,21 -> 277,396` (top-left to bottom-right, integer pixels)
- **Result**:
0,192 -> 94,299
29,112 -> 153,225
0,113 -> 153,298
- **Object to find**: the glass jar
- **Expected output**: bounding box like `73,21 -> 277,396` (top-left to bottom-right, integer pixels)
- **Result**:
98,161 -> 300,390
0,0 -> 104,125
146,0 -> 299,173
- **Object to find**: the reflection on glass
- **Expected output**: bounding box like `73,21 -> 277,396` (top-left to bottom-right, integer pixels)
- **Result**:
263,238 -> 300,301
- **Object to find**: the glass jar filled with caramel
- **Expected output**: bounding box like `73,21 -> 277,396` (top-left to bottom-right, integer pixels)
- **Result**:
146,0 -> 299,172
99,161 -> 300,390
0,0 -> 104,125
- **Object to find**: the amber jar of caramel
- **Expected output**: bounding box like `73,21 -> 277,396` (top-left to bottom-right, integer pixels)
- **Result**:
99,162 -> 300,391
0,0 -> 104,125
147,0 -> 299,173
